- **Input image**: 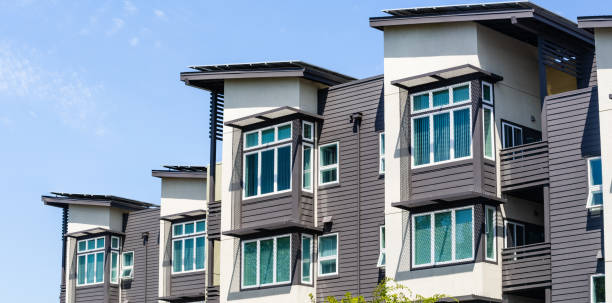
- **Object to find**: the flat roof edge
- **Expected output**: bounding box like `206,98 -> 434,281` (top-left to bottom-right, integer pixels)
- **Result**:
578,16 -> 612,29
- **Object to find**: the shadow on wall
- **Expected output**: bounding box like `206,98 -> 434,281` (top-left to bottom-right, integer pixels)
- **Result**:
580,86 -> 601,158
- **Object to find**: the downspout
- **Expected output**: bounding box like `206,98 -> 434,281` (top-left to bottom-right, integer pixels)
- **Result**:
350,112 -> 363,296
142,232 -> 149,303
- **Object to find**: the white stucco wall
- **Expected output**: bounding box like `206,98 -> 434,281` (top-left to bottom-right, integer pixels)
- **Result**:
68,205 -> 112,233
160,178 -> 206,217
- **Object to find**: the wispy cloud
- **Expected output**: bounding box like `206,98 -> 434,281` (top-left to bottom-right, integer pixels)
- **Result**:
123,1 -> 137,14
106,18 -> 125,36
129,37 -> 139,47
153,9 -> 166,19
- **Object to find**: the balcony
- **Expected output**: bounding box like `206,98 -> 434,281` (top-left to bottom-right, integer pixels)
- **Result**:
500,141 -> 549,195
502,242 -> 551,293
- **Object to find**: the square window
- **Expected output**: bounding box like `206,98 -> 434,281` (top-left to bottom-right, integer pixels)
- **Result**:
261,128 -> 275,144
245,132 -> 259,148
413,93 -> 429,111
453,85 -> 470,103
277,124 -> 291,141
433,89 -> 449,107
319,143 -> 339,185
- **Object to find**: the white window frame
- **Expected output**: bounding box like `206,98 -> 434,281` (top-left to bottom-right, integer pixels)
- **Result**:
485,206 -> 497,262
110,236 -> 120,250
110,236 -> 120,284
411,105 -> 473,168
377,226 -> 386,267
482,81 -> 494,105
120,251 -> 134,280
172,219 -> 207,274
379,132 -> 385,175
587,157 -> 603,209
243,122 -> 292,151
591,274 -> 605,303
411,206 -> 475,268
302,121 -> 314,142
501,122 -> 523,149
411,82 -> 472,114
243,143 -> 292,199
241,234 -> 292,289
301,234 -> 313,285
318,233 -> 339,277
504,220 -> 526,248
302,143 -> 313,192
483,105 -> 495,161
318,142 -> 340,186
76,236 -> 106,286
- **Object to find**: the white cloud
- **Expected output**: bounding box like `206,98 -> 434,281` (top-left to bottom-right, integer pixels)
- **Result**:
123,1 -> 137,14
129,37 -> 139,46
153,9 -> 166,19
106,18 -> 125,36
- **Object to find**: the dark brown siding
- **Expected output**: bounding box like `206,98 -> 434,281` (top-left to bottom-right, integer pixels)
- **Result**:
545,87 -> 602,303
410,160 -> 475,199
241,194 -> 293,228
121,208 -> 160,302
208,201 -> 221,239
483,160 -> 497,196
171,272 -> 206,295
74,285 -> 105,302
316,75 -> 385,301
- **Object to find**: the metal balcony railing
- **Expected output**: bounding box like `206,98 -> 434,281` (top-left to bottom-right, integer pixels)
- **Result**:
500,141 -> 549,192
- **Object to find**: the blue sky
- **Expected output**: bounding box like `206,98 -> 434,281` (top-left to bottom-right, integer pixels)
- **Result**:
0,0 -> 607,300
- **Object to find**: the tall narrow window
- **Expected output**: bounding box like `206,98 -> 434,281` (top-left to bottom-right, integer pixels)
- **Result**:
318,234 -> 338,276
172,220 -> 206,273
303,144 -> 313,191
454,108 -> 471,158
485,206 -> 496,261
319,143 -> 339,185
482,82 -> 493,104
110,236 -> 120,283
592,274 -> 605,303
241,235 -> 291,288
377,226 -> 386,267
505,221 -> 525,248
483,106 -> 494,160
413,117 -> 430,166
303,121 -> 313,141
588,157 -> 603,208
121,251 -> 134,279
502,122 -> 523,148
301,235 -> 312,284
379,133 -> 385,174
76,236 -> 105,286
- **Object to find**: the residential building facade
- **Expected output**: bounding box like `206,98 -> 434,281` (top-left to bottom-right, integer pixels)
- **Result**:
44,2 -> 612,303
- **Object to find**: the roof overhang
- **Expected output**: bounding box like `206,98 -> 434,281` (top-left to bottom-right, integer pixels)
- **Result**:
160,209 -> 207,221
224,106 -> 323,129
223,220 -> 323,238
158,292 -> 206,303
152,170 -> 207,179
391,64 -> 503,91
578,16 -> 612,29
42,193 -> 155,211
392,190 -> 505,210
65,227 -> 125,238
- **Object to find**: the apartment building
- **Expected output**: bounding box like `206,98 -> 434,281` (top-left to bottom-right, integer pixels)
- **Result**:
44,2 -> 612,303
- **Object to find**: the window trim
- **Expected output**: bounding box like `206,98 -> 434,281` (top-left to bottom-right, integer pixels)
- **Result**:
301,234 -> 313,285
377,226 -> 386,267
591,274 -> 605,303
485,205 -> 497,262
302,121 -> 314,142
411,206 -> 475,268
379,132 -> 385,175
483,105 -> 495,161
172,219 -> 207,274
110,236 -> 120,284
504,220 -> 526,248
587,157 -> 603,209
501,121 -> 523,149
318,142 -> 340,186
77,236 -> 105,253
76,237 -> 106,287
110,236 -> 120,250
302,143 -> 313,192
243,143 -> 293,199
243,122 -> 293,151
411,105 -> 473,168
241,234 -> 292,289
411,82 -> 472,114
482,81 -> 494,105
318,233 -> 339,277
120,251 -> 134,280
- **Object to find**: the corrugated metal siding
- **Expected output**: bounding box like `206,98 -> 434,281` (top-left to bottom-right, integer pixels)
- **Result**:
545,87 -> 602,303
121,208 -> 160,302
74,285 -> 105,302
316,75 -> 385,301
171,272 -> 206,295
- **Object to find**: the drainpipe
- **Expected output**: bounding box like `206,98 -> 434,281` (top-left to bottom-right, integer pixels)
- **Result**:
350,112 -> 363,296
142,232 -> 149,303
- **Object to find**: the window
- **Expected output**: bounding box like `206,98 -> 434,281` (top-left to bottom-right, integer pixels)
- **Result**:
502,122 -> 523,148
591,274 -> 605,303
301,235 -> 312,284
303,144 -> 313,191
482,82 -> 493,104
110,236 -> 120,283
412,106 -> 472,167
244,122 -> 292,150
241,235 -> 291,288
172,220 -> 206,273
318,233 -> 338,276
483,106 -> 495,160
121,252 -> 134,279
505,221 -> 525,248
303,121 -> 313,141
411,83 -> 471,113
319,142 -> 339,185
76,236 -> 105,286
485,206 -> 496,261
379,133 -> 385,174
377,226 -> 386,267
243,143 -> 292,198
588,157 -> 603,208
412,207 -> 474,267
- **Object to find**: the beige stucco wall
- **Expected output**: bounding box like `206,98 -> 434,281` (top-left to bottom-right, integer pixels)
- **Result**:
160,178 -> 206,217
68,205 -> 116,233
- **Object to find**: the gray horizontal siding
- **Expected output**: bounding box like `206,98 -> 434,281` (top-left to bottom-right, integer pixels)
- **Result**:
74,285 -> 105,303
545,87 -> 602,303
171,271 -> 206,296
483,161 -> 497,196
241,195 -> 293,227
410,160 -> 475,200
208,201 -> 221,239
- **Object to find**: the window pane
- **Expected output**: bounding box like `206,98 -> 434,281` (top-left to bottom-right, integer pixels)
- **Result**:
414,215 -> 431,265
262,128 -> 275,144
590,158 -> 603,186
413,116 -> 430,166
173,224 -> 183,237
455,209 -> 473,260
516,224 -> 525,246
433,113 -> 450,162
278,124 -> 291,141
87,239 -> 95,250
78,241 -> 86,252
246,132 -> 259,148
380,133 -> 385,154
483,84 -> 492,102
245,153 -> 258,197
260,150 -> 275,194
78,255 -> 86,285
434,212 -> 452,263
486,208 -> 495,260
243,242 -> 258,287
513,128 -> 523,146
594,276 -> 605,303
320,144 -> 338,166
453,85 -> 470,102
413,94 -> 429,111
592,192 -> 604,206
276,236 -> 291,282
319,235 -> 337,258
184,223 -> 195,235
303,147 -> 312,190
484,108 -> 493,158
123,252 -> 133,267
433,89 -> 449,107
321,168 -> 337,184
302,237 -> 311,282
259,239 -> 274,284
111,252 -> 118,283
86,254 -> 95,284
184,238 -> 194,271
95,252 -> 104,283
196,237 -> 206,270
173,240 -> 183,272
277,146 -> 291,191
503,125 -> 513,148
320,259 -> 337,275
111,237 -> 119,249
453,109 -> 471,158
506,223 -> 516,247
196,221 -> 206,233
303,123 -> 312,140
97,238 -> 105,249
121,269 -> 132,278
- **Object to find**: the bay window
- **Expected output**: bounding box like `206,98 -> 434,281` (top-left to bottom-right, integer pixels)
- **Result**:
411,83 -> 471,113
318,233 -> 338,276
301,235 -> 312,284
77,236 -> 105,286
242,235 -> 291,288
587,157 -> 603,208
319,142 -> 339,185
412,207 -> 474,267
172,220 -> 206,273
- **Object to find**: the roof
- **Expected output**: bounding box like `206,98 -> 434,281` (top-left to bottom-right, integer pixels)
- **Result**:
152,165 -> 208,179
42,192 -> 156,210
180,61 -> 356,93
391,64 -> 503,90
224,106 -> 323,129
370,1 -> 594,46
578,16 -> 612,29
